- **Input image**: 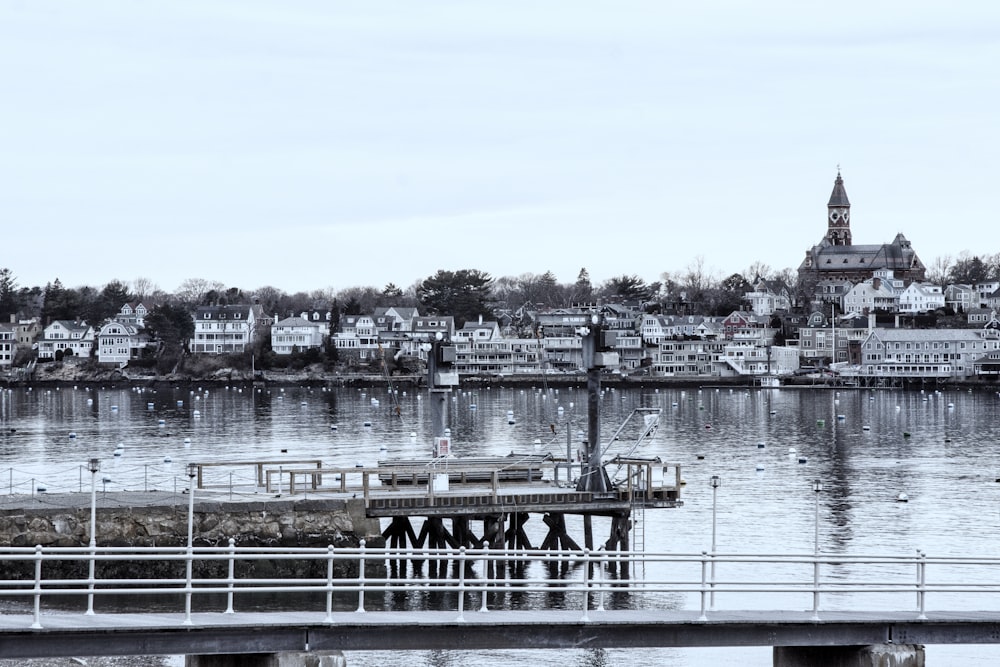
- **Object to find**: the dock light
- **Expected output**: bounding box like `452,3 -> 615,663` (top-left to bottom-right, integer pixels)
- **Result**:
813,479 -> 823,554
710,475 -> 721,610
186,464 -> 198,549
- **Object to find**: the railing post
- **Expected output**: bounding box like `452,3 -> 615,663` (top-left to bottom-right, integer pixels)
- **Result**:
225,538 -> 236,614
183,544 -> 194,626
31,545 -> 42,629
698,551 -> 708,621
596,548 -> 605,612
916,549 -> 927,620
581,548 -> 591,622
325,544 -> 335,623
479,546 -> 490,613
811,553 -> 821,621
356,539 -> 366,613
456,546 -> 466,622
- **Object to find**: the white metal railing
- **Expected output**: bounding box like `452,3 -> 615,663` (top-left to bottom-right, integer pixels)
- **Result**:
3,544 -> 1000,629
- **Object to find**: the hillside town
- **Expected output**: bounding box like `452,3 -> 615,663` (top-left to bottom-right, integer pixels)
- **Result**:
2,172 -> 1000,387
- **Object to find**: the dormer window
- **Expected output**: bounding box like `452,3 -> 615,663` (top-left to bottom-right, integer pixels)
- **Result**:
205,313 -> 212,319
234,313 -> 241,319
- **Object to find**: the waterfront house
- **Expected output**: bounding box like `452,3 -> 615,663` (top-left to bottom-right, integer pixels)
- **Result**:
856,327 -> 1000,380
188,304 -> 265,354
270,316 -> 326,355
96,321 -> 150,365
37,320 -> 94,360
117,301 -> 153,328
333,315 -> 379,361
373,307 -> 419,334
12,316 -> 41,349
0,323 -> 12,370
653,338 -> 726,377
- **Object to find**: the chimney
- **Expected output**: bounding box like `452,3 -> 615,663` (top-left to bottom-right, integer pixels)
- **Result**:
479,314 -> 483,325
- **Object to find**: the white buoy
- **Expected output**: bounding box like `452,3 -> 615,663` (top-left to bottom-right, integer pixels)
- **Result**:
330,425 -> 338,431
363,420 -> 372,427
756,464 -> 765,471
788,447 -> 796,454
896,492 -> 909,503
68,432 -> 76,439
164,456 -> 172,463
184,438 -> 191,444
863,425 -> 871,431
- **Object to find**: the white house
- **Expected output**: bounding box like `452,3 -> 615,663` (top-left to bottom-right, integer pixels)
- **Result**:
189,304 -> 265,354
271,316 -> 326,355
0,323 -> 13,370
974,281 -> 1000,308
37,320 -> 95,360
117,301 -> 153,328
96,321 -> 149,365
898,283 -> 945,314
842,278 -> 898,314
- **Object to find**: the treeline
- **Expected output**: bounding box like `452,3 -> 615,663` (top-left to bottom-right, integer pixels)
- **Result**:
2,249 -> 999,328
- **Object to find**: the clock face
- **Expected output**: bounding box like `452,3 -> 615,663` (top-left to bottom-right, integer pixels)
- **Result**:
830,208 -> 849,223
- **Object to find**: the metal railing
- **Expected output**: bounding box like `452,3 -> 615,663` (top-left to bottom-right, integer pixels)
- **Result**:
3,545 -> 1000,629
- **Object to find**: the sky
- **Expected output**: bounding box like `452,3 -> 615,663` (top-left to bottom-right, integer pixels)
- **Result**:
2,1 -> 999,296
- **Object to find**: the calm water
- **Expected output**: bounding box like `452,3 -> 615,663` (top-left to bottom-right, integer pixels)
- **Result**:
2,381 -> 1000,665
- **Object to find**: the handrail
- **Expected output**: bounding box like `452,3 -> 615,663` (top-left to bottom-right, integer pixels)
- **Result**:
2,545 -> 999,628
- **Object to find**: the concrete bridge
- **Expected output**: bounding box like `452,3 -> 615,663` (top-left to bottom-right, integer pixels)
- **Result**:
1,544 -> 998,666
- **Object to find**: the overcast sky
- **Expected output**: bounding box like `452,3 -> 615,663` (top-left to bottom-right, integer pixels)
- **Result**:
2,1 -> 998,296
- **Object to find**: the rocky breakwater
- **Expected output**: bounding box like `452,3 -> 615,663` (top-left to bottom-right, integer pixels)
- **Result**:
0,491 -> 384,581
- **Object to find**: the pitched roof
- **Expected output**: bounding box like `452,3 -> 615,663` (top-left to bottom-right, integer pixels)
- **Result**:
828,171 -> 850,207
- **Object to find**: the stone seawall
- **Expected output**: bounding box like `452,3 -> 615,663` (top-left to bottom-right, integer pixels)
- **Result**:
0,492 -> 384,580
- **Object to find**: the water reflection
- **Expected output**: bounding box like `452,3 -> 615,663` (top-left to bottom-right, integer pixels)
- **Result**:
4,384 -> 1000,664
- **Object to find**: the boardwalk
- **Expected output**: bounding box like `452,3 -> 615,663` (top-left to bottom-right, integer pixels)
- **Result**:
2,544 -> 1000,659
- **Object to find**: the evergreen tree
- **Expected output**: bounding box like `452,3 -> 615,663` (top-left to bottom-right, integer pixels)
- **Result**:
417,269 -> 494,327
0,268 -> 20,319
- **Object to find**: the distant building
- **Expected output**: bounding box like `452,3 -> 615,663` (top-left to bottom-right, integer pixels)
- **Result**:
37,320 -> 94,360
799,172 -> 926,293
271,316 -> 326,355
0,323 -> 13,370
189,304 -> 266,354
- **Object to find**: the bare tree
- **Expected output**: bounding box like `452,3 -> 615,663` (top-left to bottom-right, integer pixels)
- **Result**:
130,276 -> 158,301
925,255 -> 953,286
743,261 -> 773,283
175,278 -> 225,306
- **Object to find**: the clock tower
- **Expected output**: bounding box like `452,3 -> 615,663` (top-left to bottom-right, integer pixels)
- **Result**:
825,170 -> 852,246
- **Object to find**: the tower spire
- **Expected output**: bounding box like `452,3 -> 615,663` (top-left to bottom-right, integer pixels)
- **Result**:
826,170 -> 852,246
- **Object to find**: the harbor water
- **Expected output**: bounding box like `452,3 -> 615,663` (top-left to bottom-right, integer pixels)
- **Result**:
2,381 -> 1000,665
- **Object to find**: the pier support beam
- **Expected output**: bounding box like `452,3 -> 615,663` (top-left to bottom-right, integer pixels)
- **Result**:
774,644 -> 924,667
186,650 -> 346,667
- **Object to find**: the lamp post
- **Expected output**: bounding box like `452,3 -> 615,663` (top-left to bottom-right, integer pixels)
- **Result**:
710,475 -> 721,610
813,479 -> 823,554
811,479 -> 823,620
86,458 -> 100,615
184,463 -> 198,625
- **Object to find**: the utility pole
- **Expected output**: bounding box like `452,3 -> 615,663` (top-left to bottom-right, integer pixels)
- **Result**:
575,313 -> 617,494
